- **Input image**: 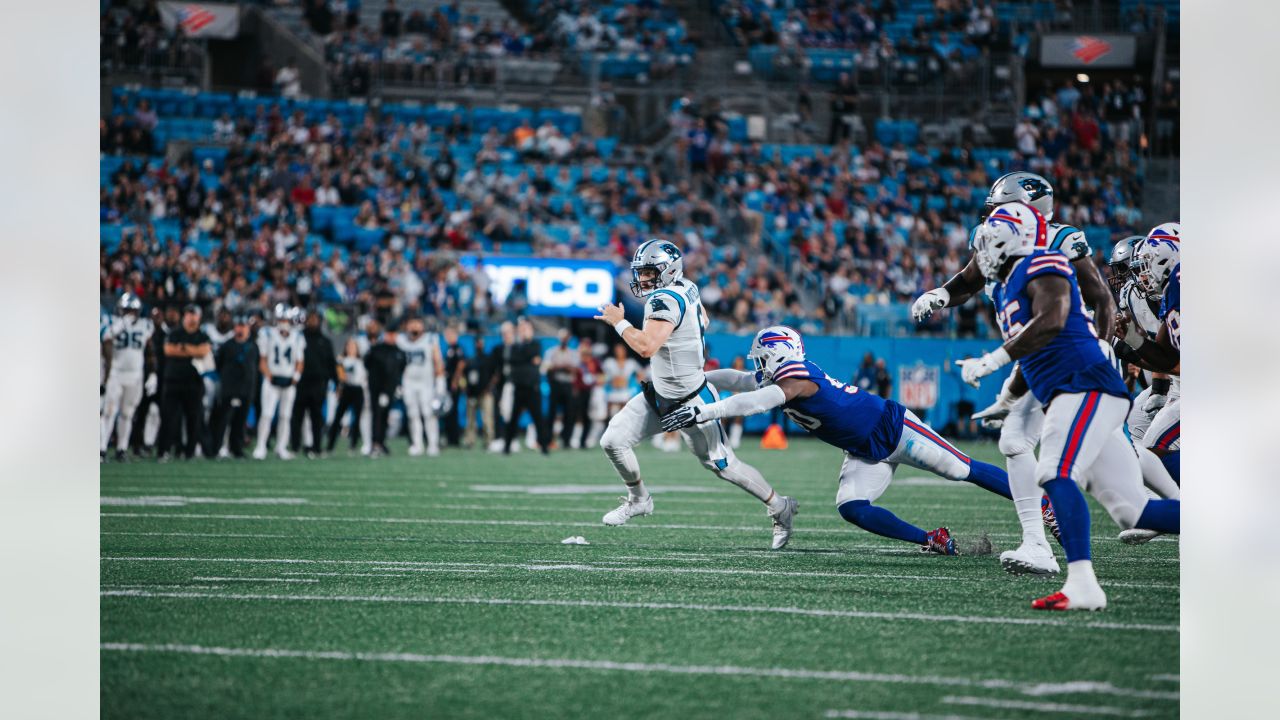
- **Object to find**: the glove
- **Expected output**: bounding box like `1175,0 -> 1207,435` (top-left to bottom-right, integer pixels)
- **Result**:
911,288 -> 950,323
955,347 -> 1011,388
431,394 -> 452,416
1142,393 -> 1167,414
971,375 -> 1018,429
144,373 -> 158,395
661,405 -> 702,433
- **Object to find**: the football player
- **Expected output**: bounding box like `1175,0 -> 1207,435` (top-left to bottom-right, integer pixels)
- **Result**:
252,304 -> 306,460
1108,235 -> 1180,502
397,317 -> 447,457
665,326 -> 1014,556
594,240 -> 798,550
1120,224 -> 1182,485
959,202 -> 1180,611
100,293 -> 154,462
914,172 -> 1115,577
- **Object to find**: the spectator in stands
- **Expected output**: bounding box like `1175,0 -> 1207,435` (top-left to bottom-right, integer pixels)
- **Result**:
380,0 -> 402,39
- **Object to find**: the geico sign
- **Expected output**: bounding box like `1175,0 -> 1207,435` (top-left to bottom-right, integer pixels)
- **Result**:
485,264 -> 614,309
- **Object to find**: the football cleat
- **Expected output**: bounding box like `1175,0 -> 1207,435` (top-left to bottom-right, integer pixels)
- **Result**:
427,447 -> 441,457
769,496 -> 799,550
1041,495 -> 1062,545
114,449 -> 128,463
921,527 -> 958,556
602,495 -> 654,526
408,445 -> 425,457
1118,529 -> 1162,545
999,541 -> 1060,575
277,448 -> 295,461
1031,584 -> 1107,611
252,446 -> 268,460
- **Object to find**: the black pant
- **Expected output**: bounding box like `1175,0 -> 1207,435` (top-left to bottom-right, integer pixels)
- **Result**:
444,389 -> 463,446
327,385 -> 365,451
208,394 -> 250,457
131,390 -> 160,451
504,382 -> 547,452
547,380 -> 574,448
569,389 -> 594,449
160,382 -> 204,458
369,385 -> 394,450
290,382 -> 327,453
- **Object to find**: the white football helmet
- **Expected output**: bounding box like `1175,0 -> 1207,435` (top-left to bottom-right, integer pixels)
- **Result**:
1132,223 -> 1181,298
117,292 -> 142,316
986,172 -> 1054,221
974,201 -> 1046,279
629,239 -> 684,297
748,326 -> 805,382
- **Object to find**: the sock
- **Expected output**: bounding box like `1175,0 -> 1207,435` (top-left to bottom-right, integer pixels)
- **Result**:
1158,450 -> 1180,484
838,500 -> 929,545
1135,499 -> 1180,534
627,481 -> 649,501
713,459 -> 776,503
1007,451 -> 1049,545
1065,558 -> 1097,588
1136,445 -> 1180,499
1041,477 -> 1092,563
964,459 -> 1012,499
763,490 -> 786,514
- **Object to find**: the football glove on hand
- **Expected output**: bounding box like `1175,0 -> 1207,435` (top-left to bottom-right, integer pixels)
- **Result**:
955,347 -> 1011,388
431,394 -> 452,416
144,373 -> 158,395
661,405 -> 702,433
972,372 -> 1020,428
1142,392 -> 1167,414
911,288 -> 950,323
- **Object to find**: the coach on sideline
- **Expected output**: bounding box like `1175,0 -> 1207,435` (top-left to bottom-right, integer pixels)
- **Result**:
291,310 -> 337,458
159,304 -> 211,461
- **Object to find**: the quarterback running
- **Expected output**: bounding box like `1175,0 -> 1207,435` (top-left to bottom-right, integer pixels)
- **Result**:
665,326 -> 1013,555
594,240 -> 798,549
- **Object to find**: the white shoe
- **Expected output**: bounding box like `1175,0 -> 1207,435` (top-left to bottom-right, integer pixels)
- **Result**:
769,496 -> 798,550
277,449 -> 295,461
603,495 -> 654,526
217,447 -> 232,459
1118,528 -> 1162,545
361,445 -> 372,457
427,447 -> 440,457
1032,581 -> 1107,611
1000,541 -> 1060,576
252,447 -> 267,460
408,445 -> 424,457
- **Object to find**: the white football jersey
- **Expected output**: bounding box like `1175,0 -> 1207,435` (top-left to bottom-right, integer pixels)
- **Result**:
1119,280 -> 1162,338
203,323 -> 234,354
107,315 -> 154,375
643,278 -> 708,399
258,326 -> 306,378
397,332 -> 439,383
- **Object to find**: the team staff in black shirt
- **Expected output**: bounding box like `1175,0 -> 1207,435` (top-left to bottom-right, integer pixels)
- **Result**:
503,318 -> 549,455
208,316 -> 259,458
159,305 -> 212,461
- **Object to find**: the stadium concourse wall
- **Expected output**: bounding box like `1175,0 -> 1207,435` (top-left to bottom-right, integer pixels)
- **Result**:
444,333 -> 1000,434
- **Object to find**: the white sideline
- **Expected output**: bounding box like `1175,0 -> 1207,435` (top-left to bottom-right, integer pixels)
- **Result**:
825,711 -> 995,720
1148,674 -> 1179,682
98,554 -> 1177,592
942,695 -> 1154,717
191,577 -> 319,584
99,586 -> 1180,636
98,642 -> 1176,702
101,496 -> 308,507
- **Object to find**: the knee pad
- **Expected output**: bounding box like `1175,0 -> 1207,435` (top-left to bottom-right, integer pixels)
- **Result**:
904,437 -> 967,481
1094,488 -> 1142,529
599,429 -> 628,455
838,499 -> 871,525
998,427 -> 1037,458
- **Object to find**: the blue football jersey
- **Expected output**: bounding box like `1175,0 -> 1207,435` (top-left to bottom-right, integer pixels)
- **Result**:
758,359 -> 906,461
992,250 -> 1129,405
1159,263 -> 1181,350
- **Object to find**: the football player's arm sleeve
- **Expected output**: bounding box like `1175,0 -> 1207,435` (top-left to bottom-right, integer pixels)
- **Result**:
1003,274 -> 1072,360
704,369 -> 758,393
699,384 -> 787,421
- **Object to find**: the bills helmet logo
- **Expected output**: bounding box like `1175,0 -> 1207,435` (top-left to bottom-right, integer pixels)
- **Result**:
758,334 -> 796,350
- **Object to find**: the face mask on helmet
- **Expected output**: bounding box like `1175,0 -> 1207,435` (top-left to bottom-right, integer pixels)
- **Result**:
630,266 -> 664,297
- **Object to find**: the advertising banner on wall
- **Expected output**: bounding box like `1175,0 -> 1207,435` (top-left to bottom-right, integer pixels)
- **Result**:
460,256 -> 617,317
1040,34 -> 1137,68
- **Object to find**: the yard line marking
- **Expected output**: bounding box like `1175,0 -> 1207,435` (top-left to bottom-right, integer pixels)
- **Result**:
825,710 -> 995,720
101,496 -> 308,507
191,577 -> 319,584
99,587 -> 1179,634
104,584 -> 226,590
1148,674 -> 1179,682
99,555 -> 1179,593
99,642 -> 1176,701
942,695 -> 1154,717
280,569 -> 493,576
103,531 -> 295,539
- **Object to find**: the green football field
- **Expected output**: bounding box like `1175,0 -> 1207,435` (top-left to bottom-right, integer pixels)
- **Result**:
100,438 -> 1178,719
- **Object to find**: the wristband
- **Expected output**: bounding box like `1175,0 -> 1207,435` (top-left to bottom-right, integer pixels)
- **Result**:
934,287 -> 951,308
613,319 -> 633,337
988,346 -> 1012,369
